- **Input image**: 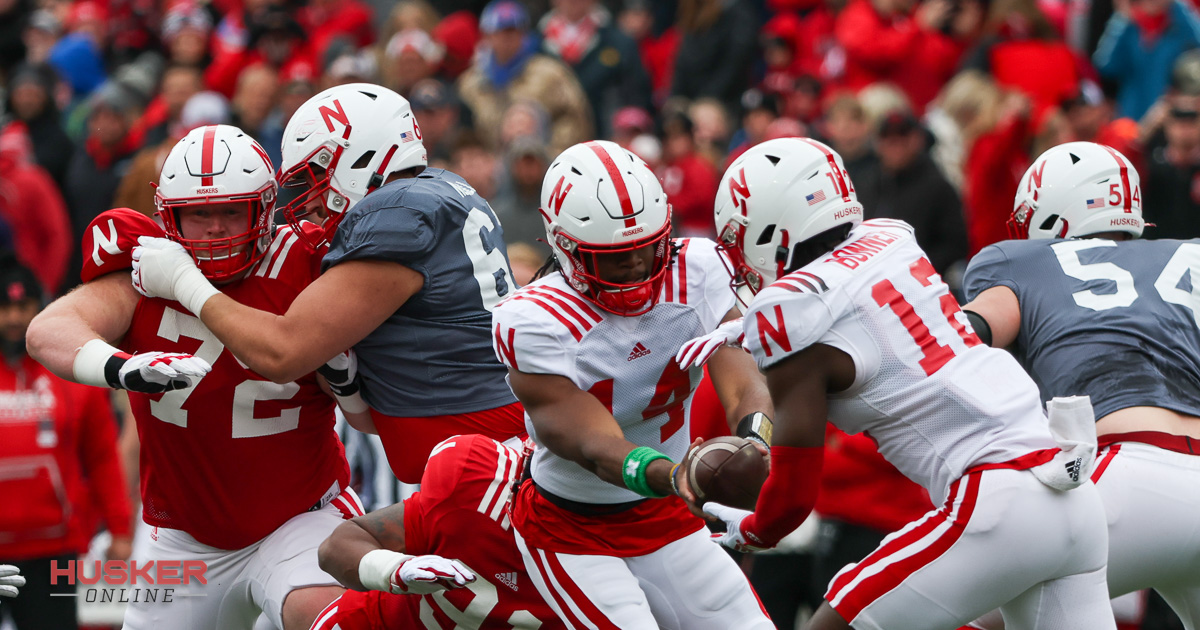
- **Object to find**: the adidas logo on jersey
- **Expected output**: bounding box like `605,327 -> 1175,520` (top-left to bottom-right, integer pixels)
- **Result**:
495,571 -> 519,591
1064,457 -> 1083,483
627,343 -> 651,361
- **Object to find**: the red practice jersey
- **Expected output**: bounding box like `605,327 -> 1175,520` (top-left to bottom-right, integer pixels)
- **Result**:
312,434 -> 562,630
81,208 -> 348,549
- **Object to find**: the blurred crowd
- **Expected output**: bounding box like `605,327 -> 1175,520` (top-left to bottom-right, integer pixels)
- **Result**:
3,0 -> 1200,296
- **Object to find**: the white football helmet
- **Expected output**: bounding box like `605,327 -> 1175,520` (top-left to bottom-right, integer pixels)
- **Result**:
714,137 -> 863,307
540,140 -> 672,317
278,82 -> 427,247
1010,141 -> 1144,240
155,124 -> 277,282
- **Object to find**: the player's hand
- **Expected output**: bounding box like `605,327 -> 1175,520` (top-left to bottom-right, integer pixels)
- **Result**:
703,503 -> 770,553
0,565 -> 25,598
131,237 -> 219,315
393,556 -> 476,595
114,351 -> 211,393
675,318 -> 745,368
673,438 -> 709,519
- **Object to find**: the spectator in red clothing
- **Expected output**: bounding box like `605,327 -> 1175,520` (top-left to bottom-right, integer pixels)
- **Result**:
0,259 -> 132,630
833,0 -> 975,112
961,82 -> 1035,254
660,110 -> 720,237
204,6 -> 311,98
617,0 -> 679,107
432,11 -> 481,81
298,0 -> 374,67
0,123 -> 71,296
761,1 -> 838,86
960,0 -> 1082,126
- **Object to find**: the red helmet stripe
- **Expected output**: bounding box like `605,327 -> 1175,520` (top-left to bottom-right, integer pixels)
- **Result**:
1100,145 -> 1132,213
585,141 -> 637,228
201,126 -> 217,186
799,138 -> 849,201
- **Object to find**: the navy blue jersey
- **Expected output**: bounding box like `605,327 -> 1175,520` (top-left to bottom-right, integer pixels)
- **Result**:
324,168 -> 518,416
964,238 -> 1200,421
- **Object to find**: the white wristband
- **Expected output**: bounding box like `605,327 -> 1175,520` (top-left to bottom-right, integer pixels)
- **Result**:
73,339 -> 121,388
358,549 -> 411,593
174,265 -> 220,317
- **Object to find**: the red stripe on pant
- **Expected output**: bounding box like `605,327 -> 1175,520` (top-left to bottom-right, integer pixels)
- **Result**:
1091,444 -> 1122,483
829,472 -> 982,622
542,551 -> 624,630
524,545 -> 592,630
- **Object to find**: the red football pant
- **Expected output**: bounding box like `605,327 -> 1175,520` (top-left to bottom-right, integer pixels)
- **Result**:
372,402 -> 526,483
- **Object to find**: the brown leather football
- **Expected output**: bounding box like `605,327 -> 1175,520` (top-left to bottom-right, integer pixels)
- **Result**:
686,436 -> 768,510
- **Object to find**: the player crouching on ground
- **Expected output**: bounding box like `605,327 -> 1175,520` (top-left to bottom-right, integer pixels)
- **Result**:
490,140 -> 775,628
27,125 -> 365,630
683,137 -> 1116,629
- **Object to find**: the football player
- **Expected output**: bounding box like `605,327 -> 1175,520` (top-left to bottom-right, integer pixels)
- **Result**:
311,434 -> 564,630
26,125 -> 362,630
490,140 -> 775,628
129,84 -> 524,484
691,137 -> 1115,629
962,141 -> 1200,627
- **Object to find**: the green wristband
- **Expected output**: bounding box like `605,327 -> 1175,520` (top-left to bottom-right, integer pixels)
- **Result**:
622,447 -> 672,498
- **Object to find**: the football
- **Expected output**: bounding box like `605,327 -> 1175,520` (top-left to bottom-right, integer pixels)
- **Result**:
685,436 -> 768,510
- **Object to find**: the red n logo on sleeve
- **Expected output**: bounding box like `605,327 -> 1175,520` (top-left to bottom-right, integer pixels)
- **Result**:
494,323 -> 518,369
756,305 -> 792,357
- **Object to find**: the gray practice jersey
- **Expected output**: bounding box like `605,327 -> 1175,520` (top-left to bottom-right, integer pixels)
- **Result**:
964,237 -> 1200,421
324,168 -> 519,416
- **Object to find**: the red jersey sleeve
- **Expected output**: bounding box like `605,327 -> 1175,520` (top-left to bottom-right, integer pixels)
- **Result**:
80,208 -> 166,283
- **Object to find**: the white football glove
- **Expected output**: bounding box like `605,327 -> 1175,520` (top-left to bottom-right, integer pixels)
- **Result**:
131,237 -> 220,316
318,350 -> 368,413
394,555 -> 477,594
116,352 -> 211,393
0,565 -> 25,598
675,318 -> 746,369
359,549 -> 475,595
703,502 -> 769,553
73,339 -> 211,393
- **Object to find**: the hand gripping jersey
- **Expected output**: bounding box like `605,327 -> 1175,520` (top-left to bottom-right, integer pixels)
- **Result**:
744,220 -> 1057,504
81,208 -> 349,549
311,435 -> 563,630
492,238 -> 735,554
964,238 -> 1200,421
323,168 -> 518,416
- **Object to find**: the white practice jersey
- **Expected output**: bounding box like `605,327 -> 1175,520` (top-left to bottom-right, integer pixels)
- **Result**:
744,220 -> 1057,503
493,238 -> 736,504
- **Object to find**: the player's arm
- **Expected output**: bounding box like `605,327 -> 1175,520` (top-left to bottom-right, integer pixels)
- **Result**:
134,236 -> 424,383
706,343 -> 852,551
960,285 -> 1021,349
706,308 -> 774,434
26,273 -> 138,380
319,503 -> 474,594
508,369 -> 677,497
27,273 -> 209,392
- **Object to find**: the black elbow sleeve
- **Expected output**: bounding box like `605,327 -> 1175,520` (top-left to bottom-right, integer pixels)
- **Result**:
963,309 -> 993,346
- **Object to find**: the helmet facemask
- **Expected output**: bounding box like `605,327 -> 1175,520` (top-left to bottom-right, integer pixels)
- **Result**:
555,221 -> 673,317
156,186 -> 275,283
716,217 -> 764,310
279,144 -> 351,249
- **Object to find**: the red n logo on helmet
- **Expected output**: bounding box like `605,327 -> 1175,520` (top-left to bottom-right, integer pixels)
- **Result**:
728,168 -> 751,215
1028,161 -> 1047,193
548,176 -> 573,216
319,100 -> 349,133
